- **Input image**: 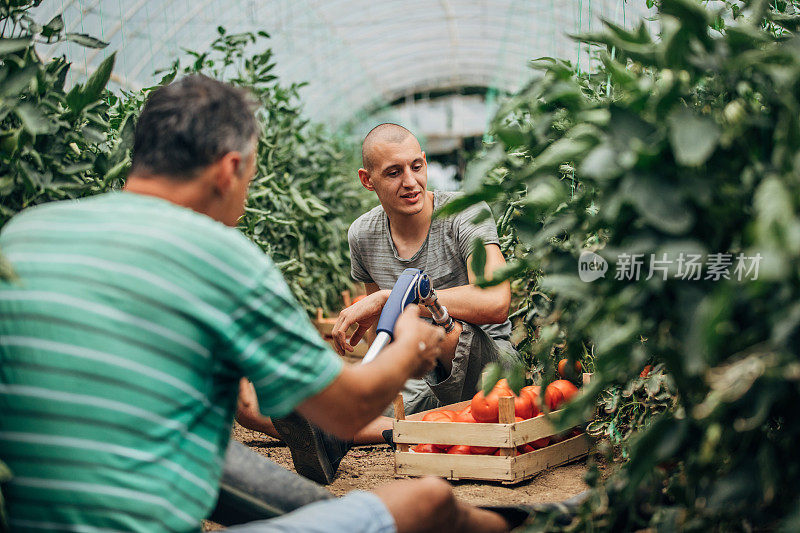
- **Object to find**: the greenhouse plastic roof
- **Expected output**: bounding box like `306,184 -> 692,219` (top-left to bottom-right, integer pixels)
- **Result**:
36,1 -> 654,129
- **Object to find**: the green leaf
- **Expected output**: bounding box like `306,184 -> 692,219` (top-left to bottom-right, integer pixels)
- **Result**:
579,142 -> 622,181
0,37 -> 32,55
289,186 -> 313,216
481,362 -> 504,394
621,173 -> 694,234
118,113 -> 136,152
533,136 -> 595,172
65,53 -> 115,115
667,108 -> 720,166
495,126 -> 527,148
539,274 -> 591,300
435,184 -> 502,217
83,52 -> 116,103
65,33 -> 108,49
41,14 -> 64,38
506,363 -> 526,394
0,63 -> 37,98
463,143 -> 505,191
81,126 -> 106,144
14,103 -> 51,135
470,237 -> 487,278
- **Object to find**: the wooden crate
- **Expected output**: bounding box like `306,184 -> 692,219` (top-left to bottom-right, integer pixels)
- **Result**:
392,395 -> 590,484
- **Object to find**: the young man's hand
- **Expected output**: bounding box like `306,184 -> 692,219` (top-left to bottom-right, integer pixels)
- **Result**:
331,289 -> 390,355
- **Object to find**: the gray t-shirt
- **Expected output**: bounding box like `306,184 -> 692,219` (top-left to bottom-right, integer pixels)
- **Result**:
348,190 -> 512,341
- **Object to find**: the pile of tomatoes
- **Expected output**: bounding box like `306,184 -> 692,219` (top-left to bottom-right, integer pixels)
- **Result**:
410,374 -> 582,456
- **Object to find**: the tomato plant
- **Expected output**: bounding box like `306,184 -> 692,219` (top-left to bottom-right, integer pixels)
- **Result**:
449,0 -> 800,530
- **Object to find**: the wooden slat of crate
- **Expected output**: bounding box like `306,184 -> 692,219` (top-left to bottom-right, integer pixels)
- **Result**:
395,434 -> 590,484
395,419 -> 513,448
511,434 -> 589,481
395,452 -> 515,482
508,413 -> 559,446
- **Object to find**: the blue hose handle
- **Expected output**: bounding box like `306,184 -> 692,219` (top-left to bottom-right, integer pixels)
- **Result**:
375,268 -> 422,340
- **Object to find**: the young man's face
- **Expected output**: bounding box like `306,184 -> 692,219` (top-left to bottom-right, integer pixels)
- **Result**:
363,136 -> 428,217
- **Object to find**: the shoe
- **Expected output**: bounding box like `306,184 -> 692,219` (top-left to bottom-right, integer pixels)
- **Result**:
272,412 -> 352,485
381,429 -> 396,450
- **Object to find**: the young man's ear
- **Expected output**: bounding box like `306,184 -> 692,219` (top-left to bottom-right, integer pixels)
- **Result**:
357,168 -> 374,191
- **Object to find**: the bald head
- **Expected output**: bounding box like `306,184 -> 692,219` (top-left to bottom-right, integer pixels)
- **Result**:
361,123 -> 415,170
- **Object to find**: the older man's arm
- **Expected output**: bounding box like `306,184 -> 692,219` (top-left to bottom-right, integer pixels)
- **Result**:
295,306 -> 444,439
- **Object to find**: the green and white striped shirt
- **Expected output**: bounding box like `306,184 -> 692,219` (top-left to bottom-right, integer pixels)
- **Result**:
0,192 -> 343,532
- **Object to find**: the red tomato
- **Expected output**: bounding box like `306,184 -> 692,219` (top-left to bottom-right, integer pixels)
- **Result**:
422,410 -> 456,422
545,380 -> 578,410
520,386 -> 541,417
447,445 -> 473,455
544,384 -> 564,410
513,394 -> 534,419
522,385 -> 541,396
640,365 -> 652,378
412,443 -> 439,453
432,443 -> 453,452
493,378 -> 513,394
453,406 -> 476,423
471,389 -> 500,423
552,380 -> 578,403
517,443 -> 536,454
470,445 -> 499,455
530,436 -> 550,449
493,449 -> 503,456
557,358 -> 582,378
473,377 -> 527,423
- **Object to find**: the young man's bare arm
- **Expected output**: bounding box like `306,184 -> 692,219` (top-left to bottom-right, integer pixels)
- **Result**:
428,243 -> 511,325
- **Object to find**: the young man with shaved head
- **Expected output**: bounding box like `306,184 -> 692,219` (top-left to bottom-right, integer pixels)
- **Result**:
340,123 -> 515,408
240,123 -> 517,486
